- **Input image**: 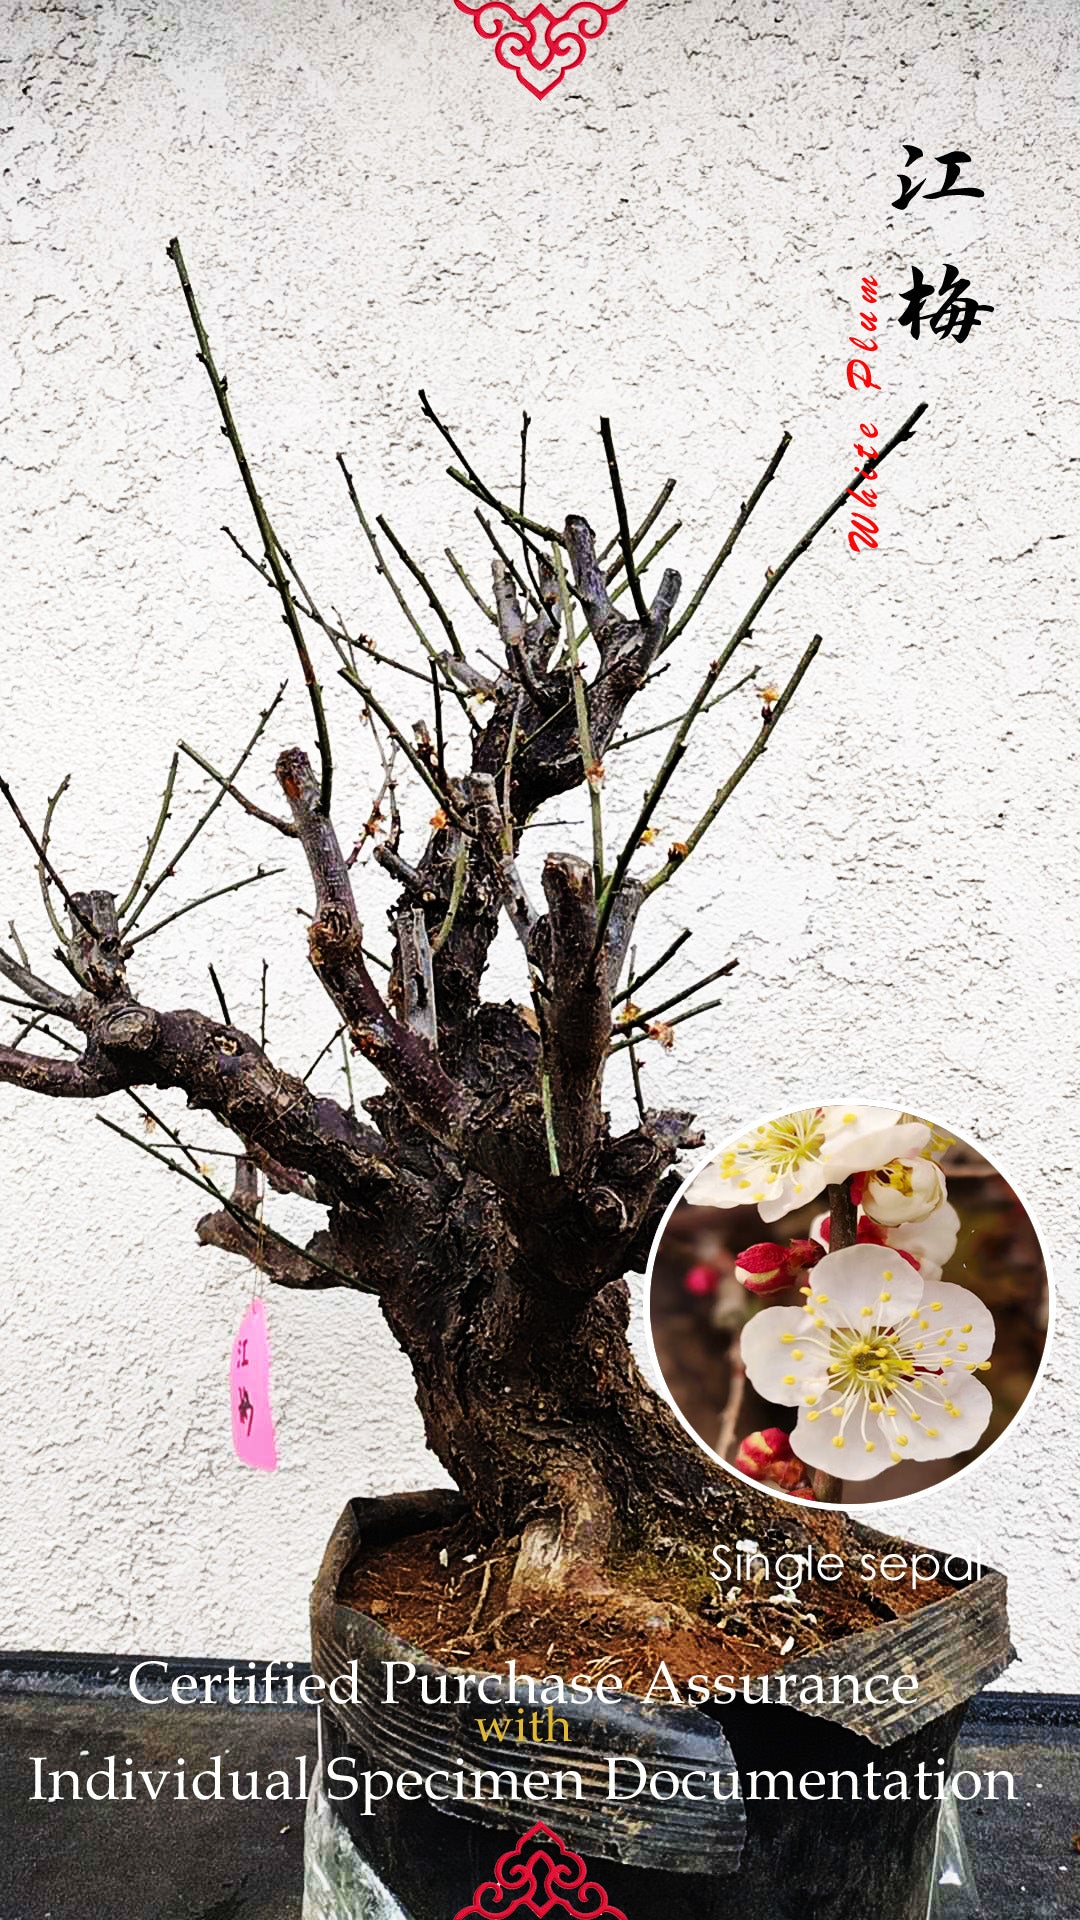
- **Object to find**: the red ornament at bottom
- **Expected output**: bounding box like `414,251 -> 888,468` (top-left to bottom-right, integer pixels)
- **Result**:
453,1821 -> 628,1919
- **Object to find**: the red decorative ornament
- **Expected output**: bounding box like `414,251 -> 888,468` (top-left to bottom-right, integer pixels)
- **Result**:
454,3 -> 628,100
453,1821 -> 628,1919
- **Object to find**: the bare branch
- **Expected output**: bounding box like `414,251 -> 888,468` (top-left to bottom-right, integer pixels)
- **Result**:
0,772 -> 96,936
376,515 -> 464,661
126,865 -> 283,949
167,239 -> 334,813
643,636 -> 822,896
123,681 -> 288,933
117,758 -> 180,916
177,740 -> 297,838
599,418 -> 650,626
445,547 -> 497,625
277,747 -> 470,1146
663,429 -> 792,650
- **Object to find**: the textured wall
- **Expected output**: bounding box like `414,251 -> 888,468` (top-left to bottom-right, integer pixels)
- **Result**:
0,0 -> 1076,1690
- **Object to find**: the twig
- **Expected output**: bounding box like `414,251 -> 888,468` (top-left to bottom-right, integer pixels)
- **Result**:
303,1022 -> 348,1083
624,929 -> 693,1001
642,636 -> 821,896
599,418 -> 650,625
123,681 -> 288,932
37,775 -> 74,941
593,742 -> 687,949
118,757 -> 180,915
259,959 -> 269,1052
338,664 -> 468,826
340,1031 -> 355,1113
599,476 -> 675,566
466,1559 -> 493,1637
376,514 -> 464,660
608,666 -> 758,753
0,773 -> 96,936
616,958 -> 738,1033
445,548 -> 497,625
177,740 -> 297,838
97,1113 -> 355,1284
663,430 -> 792,649
541,1071 -> 561,1178
127,866 -> 283,948
208,963 -> 231,1025
336,455 -> 476,729
430,836 -> 468,954
606,521 -> 682,597
167,238 -> 334,813
607,991 -> 734,1053
551,546 -> 603,894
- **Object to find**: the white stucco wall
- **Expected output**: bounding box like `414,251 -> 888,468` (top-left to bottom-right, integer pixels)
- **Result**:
1,0 -> 1076,1690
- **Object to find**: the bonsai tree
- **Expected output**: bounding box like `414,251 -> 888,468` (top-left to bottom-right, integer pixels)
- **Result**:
0,241 -> 927,1638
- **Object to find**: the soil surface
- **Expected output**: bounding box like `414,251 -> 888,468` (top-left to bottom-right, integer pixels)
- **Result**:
341,1513 -> 959,1696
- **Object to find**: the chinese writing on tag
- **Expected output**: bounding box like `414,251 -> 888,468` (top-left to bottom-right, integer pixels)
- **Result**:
229,1298 -> 278,1471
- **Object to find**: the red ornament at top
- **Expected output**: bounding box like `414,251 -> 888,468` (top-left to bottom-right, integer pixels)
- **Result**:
454,3 -> 629,100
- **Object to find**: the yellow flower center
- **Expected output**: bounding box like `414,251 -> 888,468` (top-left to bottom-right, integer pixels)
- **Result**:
828,1329 -> 908,1396
741,1109 -> 826,1179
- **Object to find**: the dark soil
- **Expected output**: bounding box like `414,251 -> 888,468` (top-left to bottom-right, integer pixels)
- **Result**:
341,1512 -> 959,1697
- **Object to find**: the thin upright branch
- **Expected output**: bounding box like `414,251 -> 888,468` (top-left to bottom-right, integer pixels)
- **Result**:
0,772 -> 96,937
663,430 -> 792,649
177,740 -> 297,838
167,238 -> 334,813
445,547 -> 497,625
551,546 -> 603,894
123,682 -> 288,932
376,515 -> 464,660
336,454 -> 476,729
599,476 -> 675,566
208,963 -> 231,1024
118,757 -> 179,915
624,403 -> 927,897
643,636 -> 822,896
599,418 -> 650,626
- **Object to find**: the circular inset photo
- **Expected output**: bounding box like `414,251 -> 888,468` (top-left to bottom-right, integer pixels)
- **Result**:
645,1105 -> 1050,1506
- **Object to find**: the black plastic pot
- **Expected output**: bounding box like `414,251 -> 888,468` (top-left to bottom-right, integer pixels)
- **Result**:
310,1492 -> 1010,1920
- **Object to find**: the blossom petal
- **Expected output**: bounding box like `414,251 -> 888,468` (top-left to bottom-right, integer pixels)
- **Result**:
791,1393 -> 883,1480
887,1200 -> 960,1274
802,1243 -> 924,1336
817,1109 -> 931,1184
903,1373 -> 992,1460
741,1307 -> 831,1405
907,1279 -> 995,1365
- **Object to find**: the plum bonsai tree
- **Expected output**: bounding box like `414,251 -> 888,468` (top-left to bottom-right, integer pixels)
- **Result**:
0,241 -> 928,1637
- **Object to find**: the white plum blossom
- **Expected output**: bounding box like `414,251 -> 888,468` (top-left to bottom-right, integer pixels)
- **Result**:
740,1244 -> 994,1483
885,1200 -> 960,1288
862,1156 -> 947,1227
688,1107 -> 931,1223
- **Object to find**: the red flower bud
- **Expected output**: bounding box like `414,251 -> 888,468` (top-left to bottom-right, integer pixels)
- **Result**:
684,1263 -> 718,1296
818,1213 -> 921,1270
734,1238 -> 824,1297
734,1427 -> 808,1491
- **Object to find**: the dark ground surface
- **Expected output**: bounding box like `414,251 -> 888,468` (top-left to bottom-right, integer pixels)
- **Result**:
0,1663 -> 1075,1919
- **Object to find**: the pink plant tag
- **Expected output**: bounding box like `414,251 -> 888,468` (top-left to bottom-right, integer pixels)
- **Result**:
229,1298 -> 278,1471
